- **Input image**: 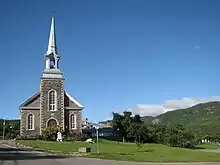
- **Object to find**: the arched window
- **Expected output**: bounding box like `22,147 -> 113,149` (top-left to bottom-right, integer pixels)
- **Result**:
70,114 -> 76,129
47,119 -> 57,128
48,90 -> 56,111
27,114 -> 34,130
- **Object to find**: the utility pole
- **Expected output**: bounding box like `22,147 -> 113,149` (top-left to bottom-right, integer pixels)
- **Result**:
10,125 -> 13,139
3,119 -> 5,140
95,126 -> 100,154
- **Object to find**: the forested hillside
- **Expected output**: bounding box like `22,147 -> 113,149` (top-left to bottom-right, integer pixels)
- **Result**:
142,102 -> 220,136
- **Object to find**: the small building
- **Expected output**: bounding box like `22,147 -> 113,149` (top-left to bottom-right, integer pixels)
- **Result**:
89,123 -> 117,137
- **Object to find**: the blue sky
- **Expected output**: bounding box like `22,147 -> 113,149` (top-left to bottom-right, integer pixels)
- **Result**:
1,0 -> 220,122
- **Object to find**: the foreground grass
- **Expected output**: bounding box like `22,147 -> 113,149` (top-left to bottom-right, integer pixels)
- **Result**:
17,139 -> 220,162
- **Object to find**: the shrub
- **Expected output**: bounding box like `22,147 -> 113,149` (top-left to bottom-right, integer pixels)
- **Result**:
136,136 -> 144,150
42,127 -> 60,141
164,124 -> 196,148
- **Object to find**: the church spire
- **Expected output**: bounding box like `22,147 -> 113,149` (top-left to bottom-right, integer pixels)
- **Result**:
42,17 -> 63,79
45,16 -> 60,70
47,16 -> 57,55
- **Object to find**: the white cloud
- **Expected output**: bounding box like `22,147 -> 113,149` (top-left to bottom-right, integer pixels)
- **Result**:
128,96 -> 220,117
132,105 -> 165,117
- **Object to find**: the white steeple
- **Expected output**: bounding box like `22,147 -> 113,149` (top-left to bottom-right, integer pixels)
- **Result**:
44,16 -> 60,71
42,16 -> 63,79
46,16 -> 57,55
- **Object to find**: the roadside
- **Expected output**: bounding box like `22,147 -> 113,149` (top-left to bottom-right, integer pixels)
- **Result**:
0,140 -> 17,147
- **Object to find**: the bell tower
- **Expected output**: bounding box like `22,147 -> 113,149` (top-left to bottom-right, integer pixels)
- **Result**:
42,16 -> 63,78
45,16 -> 60,70
40,17 -> 65,134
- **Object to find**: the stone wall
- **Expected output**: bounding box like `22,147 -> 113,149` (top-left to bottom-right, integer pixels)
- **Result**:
65,109 -> 82,133
40,78 -> 64,134
20,78 -> 83,136
20,109 -> 40,136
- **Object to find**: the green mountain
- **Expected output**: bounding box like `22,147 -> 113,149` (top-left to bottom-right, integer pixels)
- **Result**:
142,101 -> 220,136
141,116 -> 155,124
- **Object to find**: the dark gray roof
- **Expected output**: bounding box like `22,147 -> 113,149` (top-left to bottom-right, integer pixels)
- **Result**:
19,91 -> 40,108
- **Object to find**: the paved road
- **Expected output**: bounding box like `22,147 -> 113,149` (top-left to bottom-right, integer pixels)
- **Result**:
1,141 -> 220,165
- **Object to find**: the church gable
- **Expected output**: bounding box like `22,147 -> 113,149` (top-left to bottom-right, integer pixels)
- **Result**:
64,92 -> 83,109
19,92 -> 40,108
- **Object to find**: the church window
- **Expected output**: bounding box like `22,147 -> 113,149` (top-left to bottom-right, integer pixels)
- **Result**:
27,114 -> 34,130
70,114 -> 76,129
48,90 -> 56,111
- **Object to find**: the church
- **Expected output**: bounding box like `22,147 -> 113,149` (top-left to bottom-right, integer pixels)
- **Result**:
19,17 -> 84,136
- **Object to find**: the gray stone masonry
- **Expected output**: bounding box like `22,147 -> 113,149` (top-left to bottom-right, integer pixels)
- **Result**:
20,82 -> 82,136
40,78 -> 65,134
20,109 -> 40,136
64,109 -> 82,133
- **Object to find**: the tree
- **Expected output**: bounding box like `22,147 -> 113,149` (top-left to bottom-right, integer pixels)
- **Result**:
112,112 -> 124,137
147,124 -> 167,143
112,111 -> 197,149
164,124 -> 195,148
0,119 -> 20,139
133,114 -> 143,124
112,111 -> 133,141
121,111 -> 132,141
127,122 -> 149,143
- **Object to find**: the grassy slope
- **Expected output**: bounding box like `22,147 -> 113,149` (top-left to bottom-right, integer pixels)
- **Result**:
17,140 -> 220,162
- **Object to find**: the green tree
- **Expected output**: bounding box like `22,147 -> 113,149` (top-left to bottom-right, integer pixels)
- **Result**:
0,119 -> 20,139
164,124 -> 195,148
112,111 -> 133,141
127,122 -> 150,143
148,124 -> 167,143
112,112 -> 124,137
133,114 -> 143,123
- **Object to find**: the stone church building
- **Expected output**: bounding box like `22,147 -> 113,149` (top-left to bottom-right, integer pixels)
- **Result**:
19,17 -> 84,136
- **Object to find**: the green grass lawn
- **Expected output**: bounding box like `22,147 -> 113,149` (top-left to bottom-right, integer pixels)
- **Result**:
16,139 -> 220,162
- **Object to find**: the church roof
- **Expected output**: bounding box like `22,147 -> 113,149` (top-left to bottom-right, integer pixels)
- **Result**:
19,91 -> 83,109
65,92 -> 84,108
19,92 -> 40,108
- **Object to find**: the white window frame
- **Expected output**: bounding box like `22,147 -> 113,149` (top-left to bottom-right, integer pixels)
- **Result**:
26,113 -> 34,130
69,113 -> 77,130
48,89 -> 57,111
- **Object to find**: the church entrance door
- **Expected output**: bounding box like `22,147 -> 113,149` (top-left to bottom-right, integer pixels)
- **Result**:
47,119 -> 57,128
